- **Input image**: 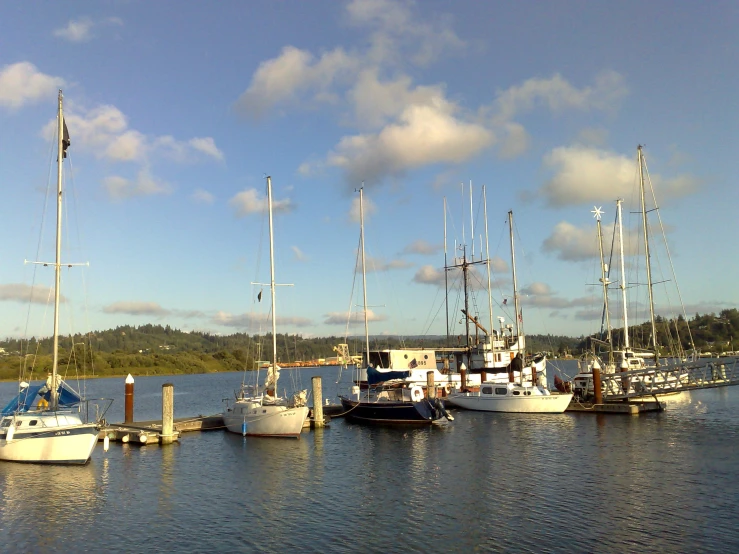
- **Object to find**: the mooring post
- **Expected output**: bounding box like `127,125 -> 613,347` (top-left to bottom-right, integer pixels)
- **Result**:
311,376 -> 324,428
593,365 -> 603,405
426,371 -> 436,398
124,374 -> 134,423
460,363 -> 467,392
161,383 -> 174,445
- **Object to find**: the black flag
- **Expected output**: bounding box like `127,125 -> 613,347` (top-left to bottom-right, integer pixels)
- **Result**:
257,290 -> 262,302
62,119 -> 71,158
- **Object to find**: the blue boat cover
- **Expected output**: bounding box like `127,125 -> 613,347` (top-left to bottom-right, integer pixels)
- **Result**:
1,381 -> 83,415
367,365 -> 411,385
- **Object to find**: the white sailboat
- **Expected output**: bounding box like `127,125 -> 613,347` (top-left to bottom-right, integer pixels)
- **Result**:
222,176 -> 309,438
0,90 -> 105,464
447,209 -> 573,413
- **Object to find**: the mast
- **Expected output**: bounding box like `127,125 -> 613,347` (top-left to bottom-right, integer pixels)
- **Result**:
483,186 -> 495,355
443,197 -> 449,346
616,199 -> 630,350
593,206 -> 613,363
638,146 -> 660,365
51,89 -> 64,411
359,187 -> 370,365
508,211 -> 521,341
266,176 -> 279,397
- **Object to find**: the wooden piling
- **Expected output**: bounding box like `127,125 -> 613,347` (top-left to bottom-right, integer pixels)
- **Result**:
593,365 -> 603,404
460,364 -> 467,392
426,371 -> 436,399
124,374 -> 134,423
161,383 -> 174,445
311,376 -> 324,428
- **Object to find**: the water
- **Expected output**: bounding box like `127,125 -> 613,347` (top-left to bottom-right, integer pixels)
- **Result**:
1,361 -> 738,553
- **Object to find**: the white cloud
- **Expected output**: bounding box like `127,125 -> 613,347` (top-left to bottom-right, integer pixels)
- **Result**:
292,246 -> 308,261
490,256 -> 508,273
103,301 -> 170,317
103,169 -> 171,200
493,70 -> 628,123
191,189 -> 215,204
365,255 -> 412,272
189,137 -> 225,161
0,62 -> 64,109
323,308 -> 385,325
542,221 -> 599,262
497,122 -> 530,160
348,195 -> 377,223
212,311 -> 313,328
236,45 -> 357,117
53,16 -> 123,43
539,146 -> 699,207
413,265 -> 444,286
402,239 -> 440,256
0,283 -> 64,304
229,188 -> 293,217
327,100 -> 493,184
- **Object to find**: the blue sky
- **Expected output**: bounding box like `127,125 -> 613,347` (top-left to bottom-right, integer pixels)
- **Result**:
0,0 -> 737,343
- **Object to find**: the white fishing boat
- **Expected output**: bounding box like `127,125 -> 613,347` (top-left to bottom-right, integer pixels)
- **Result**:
222,176 -> 309,438
447,208 -> 573,413
0,90 -> 108,464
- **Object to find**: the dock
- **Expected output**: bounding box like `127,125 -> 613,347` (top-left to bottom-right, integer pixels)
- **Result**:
566,400 -> 665,414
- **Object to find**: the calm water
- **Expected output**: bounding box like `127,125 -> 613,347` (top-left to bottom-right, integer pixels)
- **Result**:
1,361 -> 738,553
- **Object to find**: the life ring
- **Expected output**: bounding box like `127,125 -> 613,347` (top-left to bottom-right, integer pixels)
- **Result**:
444,383 -> 452,395
37,397 -> 49,410
410,386 -> 424,402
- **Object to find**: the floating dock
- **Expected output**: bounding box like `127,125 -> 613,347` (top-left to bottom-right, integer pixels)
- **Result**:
566,400 -> 665,414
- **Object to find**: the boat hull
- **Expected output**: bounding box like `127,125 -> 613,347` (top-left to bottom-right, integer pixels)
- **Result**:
446,392 -> 573,413
223,402 -> 309,438
339,396 -> 439,424
0,413 -> 99,464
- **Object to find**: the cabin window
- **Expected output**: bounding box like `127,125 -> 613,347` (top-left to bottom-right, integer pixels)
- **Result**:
424,355 -> 428,360
0,418 -> 11,428
404,354 -> 408,359
513,391 -> 521,396
482,386 -> 493,395
263,410 -> 267,414
29,420 -> 38,426
495,388 -> 507,395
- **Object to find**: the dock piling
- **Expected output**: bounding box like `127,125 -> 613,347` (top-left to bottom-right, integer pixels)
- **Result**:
161,383 -> 174,445
427,371 -> 436,399
124,374 -> 134,423
312,376 -> 325,428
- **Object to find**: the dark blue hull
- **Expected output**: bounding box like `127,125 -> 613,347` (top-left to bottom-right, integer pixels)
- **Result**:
339,396 -> 440,425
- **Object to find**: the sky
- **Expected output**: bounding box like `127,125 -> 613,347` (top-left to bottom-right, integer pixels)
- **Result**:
0,0 -> 737,343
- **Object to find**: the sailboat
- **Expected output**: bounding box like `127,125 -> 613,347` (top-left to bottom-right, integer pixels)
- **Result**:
221,176 -> 309,438
0,90 -> 108,464
339,188 -> 452,424
573,146 -> 693,400
446,209 -> 573,413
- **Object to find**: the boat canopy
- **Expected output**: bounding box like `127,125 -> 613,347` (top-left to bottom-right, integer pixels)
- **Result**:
367,366 -> 411,385
1,381 -> 83,415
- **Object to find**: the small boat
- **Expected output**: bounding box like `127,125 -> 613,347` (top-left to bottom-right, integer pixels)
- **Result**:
0,90 -> 110,464
339,188 -> 452,425
446,209 -> 573,413
221,176 -> 309,438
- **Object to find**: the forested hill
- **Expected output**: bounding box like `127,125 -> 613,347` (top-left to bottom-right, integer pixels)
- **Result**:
0,323 -> 579,360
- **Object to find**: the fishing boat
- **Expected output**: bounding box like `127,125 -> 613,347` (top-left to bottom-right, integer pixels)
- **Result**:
339,188 -> 452,425
572,146 -> 695,401
0,90 -> 110,464
222,176 -> 309,438
446,209 -> 573,413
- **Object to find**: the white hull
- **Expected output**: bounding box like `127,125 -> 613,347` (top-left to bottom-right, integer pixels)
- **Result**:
223,400 -> 309,438
0,412 -> 99,464
447,385 -> 572,413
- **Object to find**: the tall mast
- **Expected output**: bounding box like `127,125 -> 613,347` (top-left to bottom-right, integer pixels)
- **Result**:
593,207 -> 613,363
508,211 -> 521,341
51,89 -> 64,411
266,176 -> 278,397
638,146 -> 659,365
469,181 -> 474,259
443,197 -> 449,346
483,186 -> 495,351
616,199 -> 630,350
359,187 -> 370,365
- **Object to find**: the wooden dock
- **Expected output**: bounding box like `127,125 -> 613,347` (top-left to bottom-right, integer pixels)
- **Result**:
566,399 -> 665,414
100,414 -> 225,445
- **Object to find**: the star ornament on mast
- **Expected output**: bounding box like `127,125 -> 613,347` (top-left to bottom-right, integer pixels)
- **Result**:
591,206 -> 604,220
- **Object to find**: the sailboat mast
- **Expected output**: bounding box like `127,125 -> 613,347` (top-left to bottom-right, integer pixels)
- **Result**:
266,176 -> 279,397
594,209 -> 613,360
443,197 -> 449,345
508,211 -> 521,340
51,89 -> 64,411
638,146 -> 659,364
483,186 -> 495,352
359,187 -> 370,365
616,199 -> 630,350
